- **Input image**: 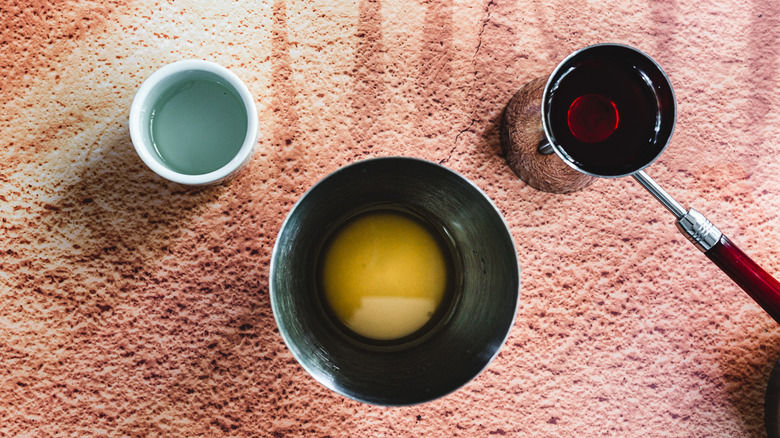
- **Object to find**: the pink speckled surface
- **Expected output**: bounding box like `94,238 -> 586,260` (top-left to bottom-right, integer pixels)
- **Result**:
3,0 -> 780,436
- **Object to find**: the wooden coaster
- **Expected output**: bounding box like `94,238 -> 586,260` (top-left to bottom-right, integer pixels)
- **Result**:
499,77 -> 596,194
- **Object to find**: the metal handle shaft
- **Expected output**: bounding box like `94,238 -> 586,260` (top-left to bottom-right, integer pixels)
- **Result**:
632,170 -> 687,219
631,170 -> 721,251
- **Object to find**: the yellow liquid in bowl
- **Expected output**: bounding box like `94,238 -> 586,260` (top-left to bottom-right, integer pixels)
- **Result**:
320,210 -> 450,341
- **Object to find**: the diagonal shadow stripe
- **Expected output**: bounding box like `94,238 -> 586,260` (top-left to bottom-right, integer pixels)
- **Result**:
744,1 -> 779,169
648,0 -> 678,62
416,0 -> 455,142
348,0 -> 387,147
271,0 -> 300,152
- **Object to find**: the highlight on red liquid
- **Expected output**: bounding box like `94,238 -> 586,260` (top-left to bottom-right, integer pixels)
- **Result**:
567,94 -> 619,143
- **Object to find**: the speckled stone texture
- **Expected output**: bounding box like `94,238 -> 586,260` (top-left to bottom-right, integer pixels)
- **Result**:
2,0 -> 780,436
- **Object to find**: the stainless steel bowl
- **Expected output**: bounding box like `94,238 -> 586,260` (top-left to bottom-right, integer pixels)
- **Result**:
270,157 -> 520,405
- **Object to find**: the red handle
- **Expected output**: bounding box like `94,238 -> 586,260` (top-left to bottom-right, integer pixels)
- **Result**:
705,235 -> 780,324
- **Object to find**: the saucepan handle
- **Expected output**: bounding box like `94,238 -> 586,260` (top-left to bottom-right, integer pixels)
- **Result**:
705,234 -> 780,324
633,172 -> 780,324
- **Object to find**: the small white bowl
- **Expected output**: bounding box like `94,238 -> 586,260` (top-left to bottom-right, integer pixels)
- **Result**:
129,60 -> 258,185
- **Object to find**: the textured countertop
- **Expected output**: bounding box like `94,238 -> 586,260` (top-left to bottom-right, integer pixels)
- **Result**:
3,0 -> 780,436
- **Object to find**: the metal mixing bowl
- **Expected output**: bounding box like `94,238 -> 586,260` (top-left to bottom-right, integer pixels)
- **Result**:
270,157 -> 520,405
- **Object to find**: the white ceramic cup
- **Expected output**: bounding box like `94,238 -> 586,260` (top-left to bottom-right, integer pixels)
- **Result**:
129,60 -> 259,185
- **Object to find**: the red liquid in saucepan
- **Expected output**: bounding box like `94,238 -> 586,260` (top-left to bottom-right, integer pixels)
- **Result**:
547,57 -> 663,176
